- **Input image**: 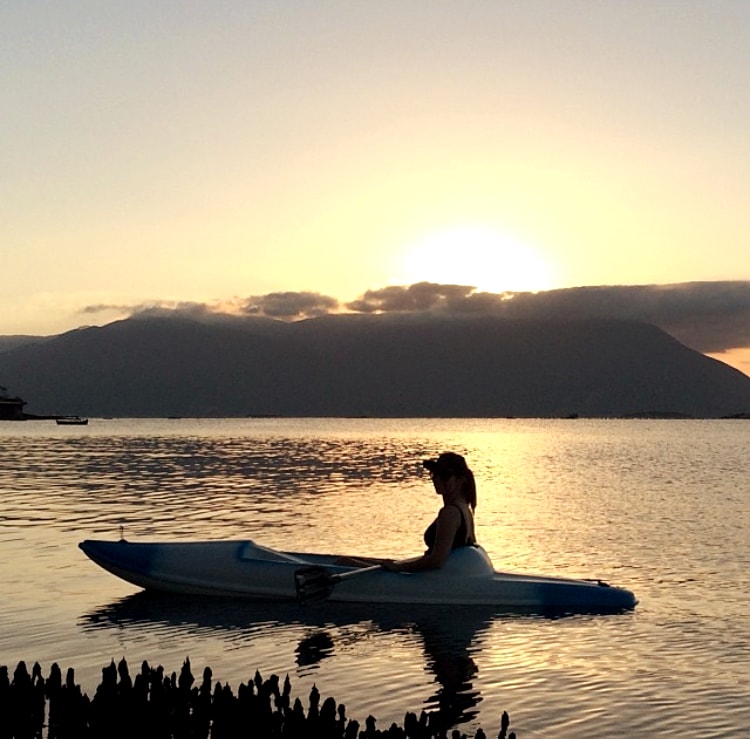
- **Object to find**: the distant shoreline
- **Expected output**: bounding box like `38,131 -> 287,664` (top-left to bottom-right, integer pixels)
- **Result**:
5,411 -> 750,422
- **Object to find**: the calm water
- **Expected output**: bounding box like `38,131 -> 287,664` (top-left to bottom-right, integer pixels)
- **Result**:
1,418 -> 749,737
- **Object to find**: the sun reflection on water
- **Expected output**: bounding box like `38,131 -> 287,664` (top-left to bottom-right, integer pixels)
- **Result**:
1,418 -> 749,737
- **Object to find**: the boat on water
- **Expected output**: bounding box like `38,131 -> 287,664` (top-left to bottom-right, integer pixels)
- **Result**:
0,386 -> 26,420
79,538 -> 637,614
56,416 -> 89,425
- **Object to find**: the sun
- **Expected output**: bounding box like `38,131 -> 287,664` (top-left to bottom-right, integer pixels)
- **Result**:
396,226 -> 555,294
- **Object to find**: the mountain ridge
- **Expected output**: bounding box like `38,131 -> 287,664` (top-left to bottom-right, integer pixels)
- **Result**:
2,313 -> 750,419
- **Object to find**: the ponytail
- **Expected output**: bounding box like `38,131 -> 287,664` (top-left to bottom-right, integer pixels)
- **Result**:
462,469 -> 477,511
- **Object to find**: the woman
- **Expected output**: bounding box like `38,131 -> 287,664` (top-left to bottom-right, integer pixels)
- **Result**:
382,452 -> 477,573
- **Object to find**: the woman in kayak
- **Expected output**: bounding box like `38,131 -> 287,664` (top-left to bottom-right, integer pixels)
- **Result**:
381,451 -> 477,573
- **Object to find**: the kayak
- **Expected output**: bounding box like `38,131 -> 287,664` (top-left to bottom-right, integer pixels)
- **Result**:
79,538 -> 637,614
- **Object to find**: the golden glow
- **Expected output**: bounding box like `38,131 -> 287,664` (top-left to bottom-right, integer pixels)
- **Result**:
706,349 -> 750,379
396,226 -> 556,294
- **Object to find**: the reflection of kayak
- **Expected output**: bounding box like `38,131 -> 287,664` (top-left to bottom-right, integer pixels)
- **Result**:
82,590 -> 492,726
79,539 -> 637,613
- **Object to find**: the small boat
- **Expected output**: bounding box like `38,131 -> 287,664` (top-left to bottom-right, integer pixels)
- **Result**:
79,539 -> 637,614
56,416 -> 89,425
0,386 -> 27,420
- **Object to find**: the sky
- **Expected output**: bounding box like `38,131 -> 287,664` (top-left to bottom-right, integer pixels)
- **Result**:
2,2 -> 750,373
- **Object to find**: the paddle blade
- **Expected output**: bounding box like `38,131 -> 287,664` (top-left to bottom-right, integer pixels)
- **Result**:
294,565 -> 337,603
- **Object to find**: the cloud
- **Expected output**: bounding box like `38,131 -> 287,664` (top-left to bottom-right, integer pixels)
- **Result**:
346,281 -> 750,354
80,281 -> 750,356
81,300 -> 217,319
80,293 -> 340,323
80,303 -> 138,315
506,282 -> 750,354
241,291 -> 339,319
345,282 -> 476,313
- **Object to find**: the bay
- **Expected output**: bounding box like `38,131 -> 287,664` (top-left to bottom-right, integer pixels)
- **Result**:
1,418 -> 749,737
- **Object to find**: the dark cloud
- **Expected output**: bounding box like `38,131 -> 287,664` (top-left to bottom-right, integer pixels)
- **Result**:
80,293 -> 339,323
345,282 -> 475,313
80,282 -> 750,355
82,301 -> 215,319
81,303 -> 138,315
503,282 -> 750,353
346,281 -> 750,354
242,291 -> 339,319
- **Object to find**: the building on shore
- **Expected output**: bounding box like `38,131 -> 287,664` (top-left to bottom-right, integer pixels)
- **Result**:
0,386 -> 26,420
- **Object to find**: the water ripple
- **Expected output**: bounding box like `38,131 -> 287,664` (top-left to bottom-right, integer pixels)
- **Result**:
1,418 -> 750,736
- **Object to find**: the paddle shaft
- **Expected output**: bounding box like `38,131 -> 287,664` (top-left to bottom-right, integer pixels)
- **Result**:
331,564 -> 382,582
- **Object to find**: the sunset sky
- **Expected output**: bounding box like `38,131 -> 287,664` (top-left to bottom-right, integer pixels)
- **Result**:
3,2 -> 750,372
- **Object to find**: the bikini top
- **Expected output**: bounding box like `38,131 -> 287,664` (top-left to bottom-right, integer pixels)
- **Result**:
423,504 -> 476,554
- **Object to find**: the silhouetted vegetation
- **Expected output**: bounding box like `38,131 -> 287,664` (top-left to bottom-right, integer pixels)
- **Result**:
0,658 -> 516,739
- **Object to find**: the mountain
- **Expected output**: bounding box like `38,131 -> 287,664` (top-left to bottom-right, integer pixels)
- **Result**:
0,335 -> 48,352
1,312 -> 750,418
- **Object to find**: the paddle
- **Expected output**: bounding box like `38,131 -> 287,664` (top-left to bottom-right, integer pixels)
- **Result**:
294,563 -> 382,603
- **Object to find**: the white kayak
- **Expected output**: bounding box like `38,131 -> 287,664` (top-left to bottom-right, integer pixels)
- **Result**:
79,539 -> 637,613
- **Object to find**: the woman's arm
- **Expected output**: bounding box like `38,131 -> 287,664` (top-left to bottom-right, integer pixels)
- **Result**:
382,506 -> 461,573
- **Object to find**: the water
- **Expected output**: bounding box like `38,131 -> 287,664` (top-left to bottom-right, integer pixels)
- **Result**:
1,418 -> 749,737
